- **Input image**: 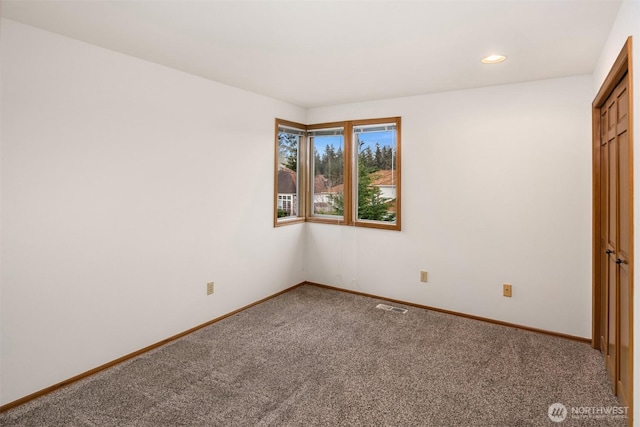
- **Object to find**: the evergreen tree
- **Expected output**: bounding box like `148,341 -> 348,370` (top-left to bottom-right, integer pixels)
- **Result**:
356,159 -> 396,222
329,141 -> 396,222
382,146 -> 393,170
374,143 -> 384,170
330,146 -> 344,186
278,132 -> 298,172
361,146 -> 375,171
313,147 -> 322,176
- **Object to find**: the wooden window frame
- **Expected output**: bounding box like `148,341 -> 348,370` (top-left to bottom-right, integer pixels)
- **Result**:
352,117 -> 401,231
306,121 -> 352,226
274,118 -> 306,227
274,116 -> 401,231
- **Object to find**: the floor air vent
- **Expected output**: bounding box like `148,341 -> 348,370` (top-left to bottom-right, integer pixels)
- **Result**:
375,303 -> 408,314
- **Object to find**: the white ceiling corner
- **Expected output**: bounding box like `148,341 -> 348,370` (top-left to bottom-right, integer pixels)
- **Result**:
1,0 -> 623,108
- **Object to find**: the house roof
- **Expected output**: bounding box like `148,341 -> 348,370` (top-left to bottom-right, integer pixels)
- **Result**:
325,170 -> 397,193
327,183 -> 344,194
279,171 -> 334,194
369,170 -> 397,187
314,175 -> 330,193
277,166 -> 296,194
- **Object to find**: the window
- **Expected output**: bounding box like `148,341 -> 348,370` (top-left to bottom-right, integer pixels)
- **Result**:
308,124 -> 346,222
274,117 -> 401,230
274,119 -> 305,226
353,119 -> 399,229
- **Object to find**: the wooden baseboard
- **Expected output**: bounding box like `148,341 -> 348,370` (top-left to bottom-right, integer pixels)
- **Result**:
304,281 -> 592,344
0,282 -> 306,413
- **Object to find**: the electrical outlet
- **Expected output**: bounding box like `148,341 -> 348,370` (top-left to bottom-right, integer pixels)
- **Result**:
420,271 -> 428,282
503,284 -> 512,298
207,282 -> 214,295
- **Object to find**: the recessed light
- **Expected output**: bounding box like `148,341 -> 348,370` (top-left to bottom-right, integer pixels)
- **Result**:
481,54 -> 507,64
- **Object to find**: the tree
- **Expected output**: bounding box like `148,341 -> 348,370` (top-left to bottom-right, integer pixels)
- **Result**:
356,159 -> 396,222
374,143 -> 384,170
361,146 -> 375,171
323,144 -> 336,177
313,147 -> 323,177
313,144 -> 344,187
327,145 -> 344,187
278,132 -> 298,172
329,142 -> 395,222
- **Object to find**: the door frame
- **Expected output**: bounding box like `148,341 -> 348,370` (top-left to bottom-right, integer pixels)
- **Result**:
592,36 -> 633,424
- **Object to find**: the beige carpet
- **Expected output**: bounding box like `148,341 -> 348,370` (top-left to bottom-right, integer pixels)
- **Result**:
0,284 -> 626,426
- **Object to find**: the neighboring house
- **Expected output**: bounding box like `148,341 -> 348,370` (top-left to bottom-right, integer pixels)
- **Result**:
326,170 -> 397,199
279,168 -> 339,216
321,170 -> 397,214
312,174 -> 335,214
280,168 -> 397,216
369,170 -> 397,200
277,166 -> 297,216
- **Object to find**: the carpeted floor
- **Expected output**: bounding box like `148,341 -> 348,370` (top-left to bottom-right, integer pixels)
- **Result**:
0,284 -> 627,426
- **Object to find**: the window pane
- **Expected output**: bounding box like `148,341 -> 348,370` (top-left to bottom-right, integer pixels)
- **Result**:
277,125 -> 302,220
354,124 -> 397,223
310,127 -> 344,217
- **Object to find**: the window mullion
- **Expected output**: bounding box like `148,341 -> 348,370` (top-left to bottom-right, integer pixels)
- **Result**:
343,121 -> 354,226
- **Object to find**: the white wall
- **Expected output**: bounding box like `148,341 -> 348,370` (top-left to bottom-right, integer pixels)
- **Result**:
306,75 -> 593,338
592,0 -> 640,424
2,5 -> 630,409
0,18 -> 306,405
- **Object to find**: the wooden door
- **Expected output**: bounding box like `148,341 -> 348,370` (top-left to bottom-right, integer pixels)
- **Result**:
598,71 -> 631,407
593,37 -> 633,425
615,73 -> 631,409
603,83 -> 618,389
598,100 -> 610,368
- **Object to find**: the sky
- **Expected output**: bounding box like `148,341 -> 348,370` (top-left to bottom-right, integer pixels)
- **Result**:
312,130 -> 396,156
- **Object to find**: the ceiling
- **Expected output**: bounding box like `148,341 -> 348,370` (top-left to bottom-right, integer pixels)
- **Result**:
1,0 -> 622,108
